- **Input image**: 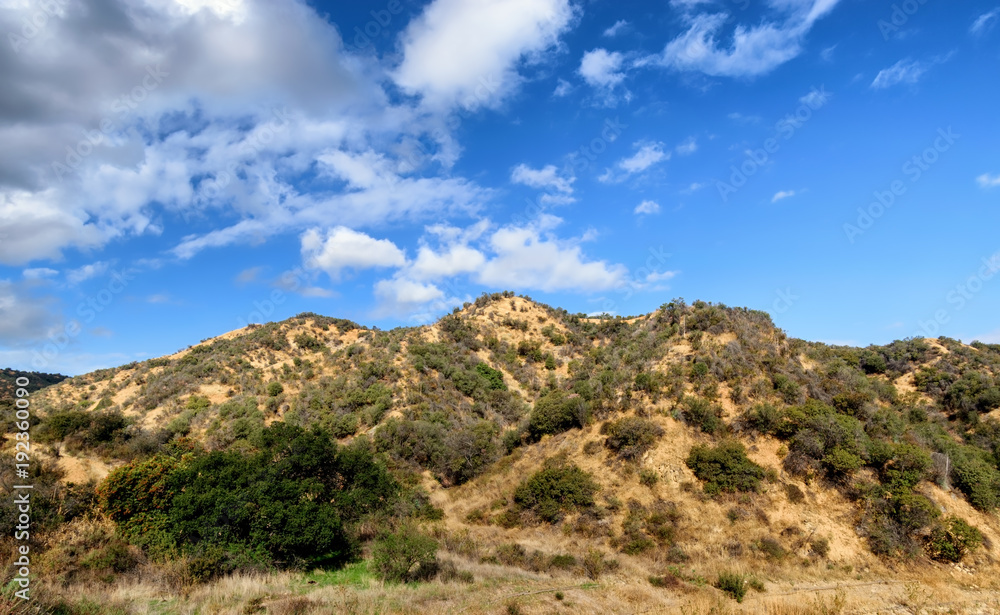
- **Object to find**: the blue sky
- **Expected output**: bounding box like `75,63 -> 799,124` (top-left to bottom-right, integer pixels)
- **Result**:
1,0 -> 998,375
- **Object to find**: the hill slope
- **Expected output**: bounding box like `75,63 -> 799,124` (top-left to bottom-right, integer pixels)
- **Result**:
6,293 -> 1000,614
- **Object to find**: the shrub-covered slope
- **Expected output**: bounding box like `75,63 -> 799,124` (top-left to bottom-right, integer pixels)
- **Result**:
6,294 -> 1000,613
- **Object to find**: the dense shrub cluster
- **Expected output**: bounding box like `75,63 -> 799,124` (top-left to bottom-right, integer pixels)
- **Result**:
685,442 -> 765,495
98,423 -> 401,570
513,460 -> 599,523
601,416 -> 664,460
527,390 -> 588,440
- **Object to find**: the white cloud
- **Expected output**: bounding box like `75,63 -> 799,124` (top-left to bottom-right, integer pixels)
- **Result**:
409,243 -> 487,281
771,190 -> 796,202
553,78 -> 573,97
634,200 -> 661,215
603,20 -> 628,37
578,48 -> 626,89
657,0 -> 841,78
820,44 -> 837,62
971,8 -> 1000,36
0,0 -> 505,268
645,270 -> 677,283
66,261 -> 111,285
622,143 -> 669,173
477,216 -> 627,291
375,277 -> 445,307
682,182 -> 705,193
871,58 -> 927,89
799,87 -> 831,108
393,0 -> 575,110
23,268 -> 58,280
236,267 -> 264,285
977,173 -> 1000,189
510,164 -> 575,193
600,142 -> 670,184
301,227 -> 406,280
675,137 -> 698,156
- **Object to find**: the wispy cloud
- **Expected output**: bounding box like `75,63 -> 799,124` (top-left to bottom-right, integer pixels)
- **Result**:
977,173 -> 1000,189
871,58 -> 927,89
675,137 -> 698,156
599,142 -> 670,183
772,190 -> 796,203
971,8 -> 1000,36
656,0 -> 842,78
603,19 -> 628,37
66,261 -> 110,285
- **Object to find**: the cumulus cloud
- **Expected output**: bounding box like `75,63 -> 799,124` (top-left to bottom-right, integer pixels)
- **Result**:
368,216 -> 629,317
0,0 -> 501,268
657,0 -> 841,78
579,48 -> 626,88
393,0 -> 574,110
476,217 -> 627,291
301,227 -> 406,280
634,200 -> 661,215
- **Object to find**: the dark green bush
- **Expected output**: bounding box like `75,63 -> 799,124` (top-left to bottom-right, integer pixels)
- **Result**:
527,390 -> 587,440
513,460 -> 599,523
602,416 -> 664,460
266,381 -> 284,396
475,363 -> 507,391
99,423 -> 400,569
686,442 -> 765,495
926,516 -> 983,562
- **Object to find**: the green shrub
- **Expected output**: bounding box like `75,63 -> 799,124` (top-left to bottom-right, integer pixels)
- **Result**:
294,333 -> 324,351
602,417 -> 664,460
860,351 -> 887,374
926,516 -> 983,562
716,571 -> 748,602
952,453 -> 1000,511
372,527 -> 438,583
741,403 -> 780,434
99,423 -> 400,569
527,390 -> 587,440
513,460 -> 599,523
266,381 -> 284,397
686,442 -> 765,495
475,363 -> 507,391
679,396 -> 723,435
822,447 -> 864,479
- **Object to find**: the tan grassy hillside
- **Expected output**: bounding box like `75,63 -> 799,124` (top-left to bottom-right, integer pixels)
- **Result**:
4,293 -> 1000,614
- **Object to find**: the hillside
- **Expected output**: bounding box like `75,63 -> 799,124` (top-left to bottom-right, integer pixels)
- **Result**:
4,293 -> 1000,614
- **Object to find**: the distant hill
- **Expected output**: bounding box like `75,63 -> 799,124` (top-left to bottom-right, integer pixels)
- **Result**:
0,367 -> 67,400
